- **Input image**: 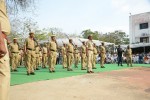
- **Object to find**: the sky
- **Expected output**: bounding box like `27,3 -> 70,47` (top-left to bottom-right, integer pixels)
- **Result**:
31,0 -> 150,34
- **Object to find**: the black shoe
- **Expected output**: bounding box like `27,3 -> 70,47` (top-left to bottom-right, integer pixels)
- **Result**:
36,68 -> 40,70
52,70 -> 55,72
49,70 -> 53,73
81,68 -> 86,70
87,71 -> 91,73
90,71 -> 94,73
14,69 -> 18,72
27,73 -> 30,76
92,67 -> 97,69
121,65 -> 123,66
30,72 -> 35,75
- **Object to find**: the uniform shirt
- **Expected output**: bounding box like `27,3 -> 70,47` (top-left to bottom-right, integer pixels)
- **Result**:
67,43 -> 74,53
0,0 -> 11,35
81,45 -> 86,53
93,47 -> 97,55
35,47 -> 40,54
25,37 -> 35,50
49,41 -> 57,51
74,48 -> 79,54
86,40 -> 93,50
42,47 -> 47,54
100,46 -> 106,54
61,46 -> 66,55
9,43 -> 19,53
126,49 -> 132,56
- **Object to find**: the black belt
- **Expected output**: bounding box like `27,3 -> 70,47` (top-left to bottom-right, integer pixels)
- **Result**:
36,53 -> 39,54
88,49 -> 93,51
43,53 -> 47,54
27,48 -> 35,51
68,51 -> 73,53
82,52 -> 86,54
11,52 -> 19,53
50,49 -> 56,52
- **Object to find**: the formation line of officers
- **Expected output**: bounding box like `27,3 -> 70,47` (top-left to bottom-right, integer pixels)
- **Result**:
9,33 -> 133,75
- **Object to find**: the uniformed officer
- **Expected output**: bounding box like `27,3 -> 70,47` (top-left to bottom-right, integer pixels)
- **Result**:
100,42 -> 106,68
35,44 -> 40,70
86,35 -> 94,73
9,38 -> 19,72
125,45 -> 133,67
67,39 -> 74,71
61,43 -> 67,69
0,0 -> 11,99
74,45 -> 79,68
92,43 -> 97,69
42,43 -> 48,68
48,35 -> 57,73
81,41 -> 87,70
39,49 -> 42,67
24,32 -> 36,75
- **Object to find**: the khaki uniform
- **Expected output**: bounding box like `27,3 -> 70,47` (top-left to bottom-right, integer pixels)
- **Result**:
25,37 -> 36,74
86,40 -> 94,72
61,46 -> 67,68
39,51 -> 42,66
67,43 -> 74,70
48,41 -> 57,72
100,46 -> 106,67
93,47 -> 97,68
81,45 -> 87,70
9,43 -> 19,70
35,46 -> 40,69
18,50 -> 23,66
126,48 -> 132,67
0,0 -> 11,100
74,48 -> 79,68
42,46 -> 48,68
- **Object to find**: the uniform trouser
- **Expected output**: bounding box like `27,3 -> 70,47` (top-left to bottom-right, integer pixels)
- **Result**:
67,53 -> 74,70
35,54 -> 40,69
17,55 -> 21,66
11,53 -> 18,70
81,53 -> 87,69
0,39 -> 10,100
100,54 -> 105,67
62,55 -> 67,68
126,56 -> 132,67
92,54 -> 97,68
49,51 -> 57,71
43,54 -> 47,67
26,50 -> 36,73
74,54 -> 79,67
118,56 -> 123,65
87,51 -> 93,71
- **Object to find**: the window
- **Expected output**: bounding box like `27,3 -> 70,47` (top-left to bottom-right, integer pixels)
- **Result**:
140,23 -> 148,29
140,37 -> 149,43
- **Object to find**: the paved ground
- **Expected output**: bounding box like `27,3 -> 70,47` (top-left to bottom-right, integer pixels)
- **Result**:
10,67 -> 150,100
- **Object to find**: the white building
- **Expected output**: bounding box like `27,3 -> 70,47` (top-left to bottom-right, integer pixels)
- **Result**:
129,12 -> 150,44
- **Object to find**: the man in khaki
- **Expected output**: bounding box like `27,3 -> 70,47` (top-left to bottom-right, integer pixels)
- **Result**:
42,43 -> 48,68
48,35 -> 57,73
24,32 -> 36,75
67,39 -> 74,71
92,43 -> 97,69
61,43 -> 67,69
35,44 -> 40,70
9,38 -> 19,72
125,45 -> 133,67
100,42 -> 106,68
81,41 -> 87,70
0,0 -> 11,100
74,45 -> 79,68
86,35 -> 94,73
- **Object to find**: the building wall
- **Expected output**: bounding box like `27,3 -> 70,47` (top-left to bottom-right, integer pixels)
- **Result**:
129,12 -> 150,44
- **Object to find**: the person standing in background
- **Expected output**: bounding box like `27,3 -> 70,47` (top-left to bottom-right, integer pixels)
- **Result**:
61,43 -> 67,69
92,43 -> 97,69
117,45 -> 124,66
81,41 -> 87,70
9,38 -> 19,72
